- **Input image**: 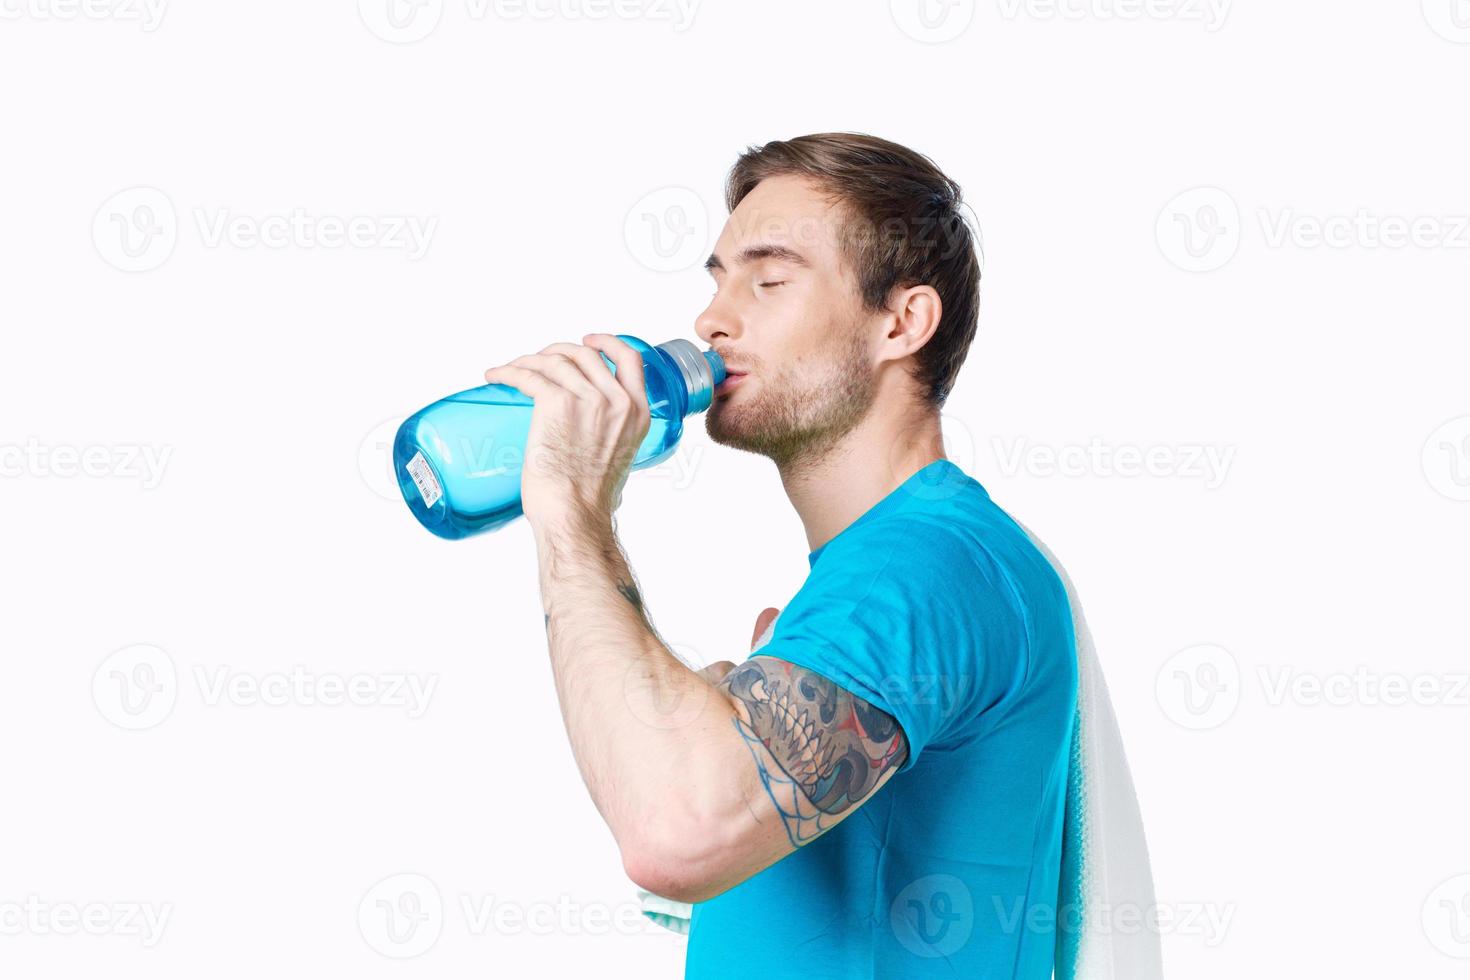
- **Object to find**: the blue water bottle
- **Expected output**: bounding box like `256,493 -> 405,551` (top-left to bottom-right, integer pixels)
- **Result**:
393,336 -> 725,539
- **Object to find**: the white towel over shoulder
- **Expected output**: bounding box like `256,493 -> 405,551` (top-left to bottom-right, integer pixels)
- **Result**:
1016,522 -> 1163,980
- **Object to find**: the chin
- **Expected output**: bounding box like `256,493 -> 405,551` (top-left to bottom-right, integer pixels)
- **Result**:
704,402 -> 759,450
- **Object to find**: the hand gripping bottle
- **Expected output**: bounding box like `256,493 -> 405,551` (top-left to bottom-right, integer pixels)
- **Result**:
393,336 -> 725,539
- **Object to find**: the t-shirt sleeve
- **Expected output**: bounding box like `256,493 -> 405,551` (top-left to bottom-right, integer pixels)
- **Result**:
747,517 -> 1029,775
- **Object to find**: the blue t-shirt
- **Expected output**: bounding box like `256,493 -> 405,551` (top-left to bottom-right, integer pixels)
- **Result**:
685,459 -> 1077,979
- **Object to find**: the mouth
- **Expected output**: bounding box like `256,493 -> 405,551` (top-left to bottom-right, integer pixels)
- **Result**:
715,371 -> 748,395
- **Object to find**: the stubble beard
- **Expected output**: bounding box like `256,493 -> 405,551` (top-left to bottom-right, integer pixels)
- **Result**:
704,328 -> 877,470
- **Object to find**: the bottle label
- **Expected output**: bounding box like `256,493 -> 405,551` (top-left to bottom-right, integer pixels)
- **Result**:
405,451 -> 443,509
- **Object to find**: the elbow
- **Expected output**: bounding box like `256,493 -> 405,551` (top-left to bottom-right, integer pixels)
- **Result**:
623,851 -> 698,907
623,853 -> 723,907
620,811 -> 733,906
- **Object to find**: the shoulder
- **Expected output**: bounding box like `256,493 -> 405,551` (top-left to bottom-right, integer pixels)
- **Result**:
821,513 -> 983,572
833,508 -> 1075,673
823,512 -> 1021,601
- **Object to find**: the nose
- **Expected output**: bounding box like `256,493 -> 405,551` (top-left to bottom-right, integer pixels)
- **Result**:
695,287 -> 740,347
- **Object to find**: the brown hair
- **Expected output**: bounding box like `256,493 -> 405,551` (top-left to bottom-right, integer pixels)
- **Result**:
724,132 -> 982,410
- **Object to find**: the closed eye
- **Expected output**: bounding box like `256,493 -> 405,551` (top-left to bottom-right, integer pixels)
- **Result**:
758,281 -> 788,288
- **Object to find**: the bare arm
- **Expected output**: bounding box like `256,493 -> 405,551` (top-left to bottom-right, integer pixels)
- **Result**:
536,511 -> 908,905
533,508 -> 742,888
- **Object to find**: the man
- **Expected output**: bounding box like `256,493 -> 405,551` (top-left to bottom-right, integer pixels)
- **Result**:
482,133 -> 1077,977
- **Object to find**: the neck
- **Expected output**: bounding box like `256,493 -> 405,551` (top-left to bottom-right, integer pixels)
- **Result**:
776,401 -> 946,556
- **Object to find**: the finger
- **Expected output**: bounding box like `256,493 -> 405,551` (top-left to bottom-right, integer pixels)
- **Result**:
751,606 -> 780,650
509,352 -> 602,400
542,342 -> 632,411
581,334 -> 649,421
481,364 -> 562,400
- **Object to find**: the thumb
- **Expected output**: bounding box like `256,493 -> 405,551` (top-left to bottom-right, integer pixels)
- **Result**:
751,606 -> 781,651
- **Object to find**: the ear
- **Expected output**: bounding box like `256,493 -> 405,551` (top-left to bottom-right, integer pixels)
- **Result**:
881,284 -> 943,362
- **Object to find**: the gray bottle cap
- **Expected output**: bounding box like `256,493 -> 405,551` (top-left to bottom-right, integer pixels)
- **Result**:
656,338 -> 725,415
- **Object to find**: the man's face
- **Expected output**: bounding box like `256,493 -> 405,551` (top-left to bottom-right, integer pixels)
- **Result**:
696,174 -> 880,467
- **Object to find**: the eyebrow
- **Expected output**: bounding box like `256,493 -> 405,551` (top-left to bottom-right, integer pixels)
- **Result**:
704,243 -> 811,275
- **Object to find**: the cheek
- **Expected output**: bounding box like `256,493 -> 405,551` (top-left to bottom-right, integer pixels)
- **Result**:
765,285 -> 837,354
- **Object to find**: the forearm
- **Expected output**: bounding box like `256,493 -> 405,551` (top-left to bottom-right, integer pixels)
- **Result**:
532,507 -> 738,870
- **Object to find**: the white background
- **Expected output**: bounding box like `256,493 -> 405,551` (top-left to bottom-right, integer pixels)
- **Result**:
2,1 -> 1468,977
